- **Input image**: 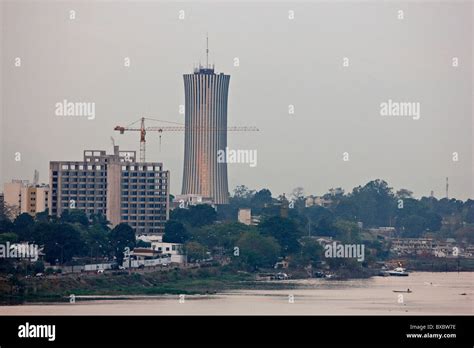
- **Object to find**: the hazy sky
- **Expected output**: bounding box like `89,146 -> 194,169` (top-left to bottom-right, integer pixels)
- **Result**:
1,0 -> 473,200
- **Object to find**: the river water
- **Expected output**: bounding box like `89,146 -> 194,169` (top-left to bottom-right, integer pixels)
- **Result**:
0,272 -> 472,315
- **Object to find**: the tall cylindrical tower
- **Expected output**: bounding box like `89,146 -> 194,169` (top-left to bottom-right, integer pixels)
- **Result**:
181,66 -> 230,204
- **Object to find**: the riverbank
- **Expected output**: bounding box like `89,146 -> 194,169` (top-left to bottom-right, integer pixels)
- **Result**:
2,257 -> 473,304
0,267 -> 231,303
1,272 -> 472,315
0,266 -> 301,305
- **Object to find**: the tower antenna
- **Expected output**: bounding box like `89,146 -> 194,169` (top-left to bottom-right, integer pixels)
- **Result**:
206,33 -> 209,68
446,177 -> 449,199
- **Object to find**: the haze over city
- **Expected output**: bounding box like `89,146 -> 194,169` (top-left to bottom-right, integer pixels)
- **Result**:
1,1 -> 472,199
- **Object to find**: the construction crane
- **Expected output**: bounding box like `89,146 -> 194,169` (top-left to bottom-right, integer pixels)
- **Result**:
114,117 -> 259,162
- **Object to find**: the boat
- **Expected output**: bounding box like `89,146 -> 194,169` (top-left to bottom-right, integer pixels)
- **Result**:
388,267 -> 409,276
272,272 -> 289,280
393,289 -> 412,293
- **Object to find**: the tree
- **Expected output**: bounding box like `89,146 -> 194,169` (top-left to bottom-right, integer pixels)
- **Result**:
396,189 -> 413,199
291,187 -> 305,202
0,219 -> 14,233
163,220 -> 190,243
333,220 -> 361,243
185,241 -> 208,262
1,203 -> 19,221
258,216 -> 302,254
190,222 -> 253,250
170,204 -> 217,227
35,210 -> 50,223
84,223 -> 110,260
298,236 -> 324,266
236,231 -> 280,270
303,205 -> 336,235
399,215 -> 426,237
110,223 -> 136,265
90,213 -> 110,229
60,209 -> 89,226
42,224 -> 85,264
251,189 -> 273,208
33,260 -> 45,274
233,185 -> 255,199
333,199 -> 357,221
0,233 -> 18,243
350,179 -> 396,227
464,201 -> 474,224
31,222 -> 53,245
13,213 -> 35,241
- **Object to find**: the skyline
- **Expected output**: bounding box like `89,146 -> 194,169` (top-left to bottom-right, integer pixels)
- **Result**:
0,1 -> 473,200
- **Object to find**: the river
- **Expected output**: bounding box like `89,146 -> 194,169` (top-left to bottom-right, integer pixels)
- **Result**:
0,272 -> 472,315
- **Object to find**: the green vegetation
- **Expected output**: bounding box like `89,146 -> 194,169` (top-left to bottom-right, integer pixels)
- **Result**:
1,178 -> 473,300
0,267 -> 266,304
0,210 -> 134,270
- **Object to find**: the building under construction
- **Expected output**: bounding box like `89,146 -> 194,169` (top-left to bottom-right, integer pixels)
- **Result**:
49,146 -> 170,235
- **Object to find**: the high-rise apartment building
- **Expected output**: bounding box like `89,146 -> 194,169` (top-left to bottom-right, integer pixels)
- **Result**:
181,64 -> 230,204
49,146 -> 169,234
3,180 -> 49,218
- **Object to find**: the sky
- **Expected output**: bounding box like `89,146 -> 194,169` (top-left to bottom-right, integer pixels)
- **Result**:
1,0 -> 473,200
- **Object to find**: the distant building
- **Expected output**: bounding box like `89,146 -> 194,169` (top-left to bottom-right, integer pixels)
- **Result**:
328,187 -> 344,196
390,237 -> 464,258
3,180 -> 49,218
279,195 -> 289,218
151,241 -> 183,256
391,238 -> 434,256
137,234 -> 183,256
172,194 -> 214,209
305,195 -> 333,208
238,208 -> 260,226
368,227 -> 396,238
238,208 -> 252,225
49,146 -> 170,234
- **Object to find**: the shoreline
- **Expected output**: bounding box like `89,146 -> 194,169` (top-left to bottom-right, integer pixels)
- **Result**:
0,272 -> 471,315
1,266 -> 473,306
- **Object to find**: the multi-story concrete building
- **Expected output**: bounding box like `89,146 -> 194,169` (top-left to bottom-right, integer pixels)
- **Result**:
49,146 -> 169,234
3,180 -> 49,218
181,64 -> 231,205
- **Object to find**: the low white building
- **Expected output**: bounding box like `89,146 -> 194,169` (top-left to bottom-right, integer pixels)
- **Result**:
151,242 -> 183,256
